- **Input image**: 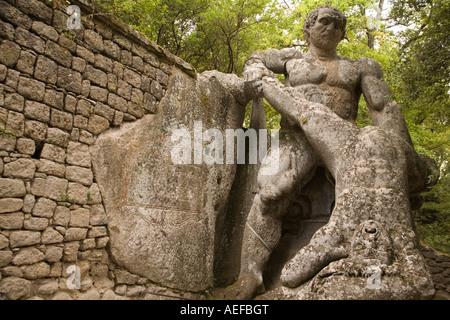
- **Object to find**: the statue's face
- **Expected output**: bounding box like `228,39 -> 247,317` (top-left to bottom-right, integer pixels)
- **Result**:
308,8 -> 345,50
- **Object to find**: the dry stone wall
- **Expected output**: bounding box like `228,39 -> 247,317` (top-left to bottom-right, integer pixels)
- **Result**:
0,0 -> 199,300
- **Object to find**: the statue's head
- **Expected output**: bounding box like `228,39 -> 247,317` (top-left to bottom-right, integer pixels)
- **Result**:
303,5 -> 346,49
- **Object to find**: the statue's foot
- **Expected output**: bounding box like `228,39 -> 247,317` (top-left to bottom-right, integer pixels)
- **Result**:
208,276 -> 265,300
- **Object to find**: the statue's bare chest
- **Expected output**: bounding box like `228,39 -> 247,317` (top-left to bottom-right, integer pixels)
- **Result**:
286,57 -> 360,91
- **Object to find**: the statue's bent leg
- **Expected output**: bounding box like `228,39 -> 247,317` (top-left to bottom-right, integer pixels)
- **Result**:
222,133 -> 317,299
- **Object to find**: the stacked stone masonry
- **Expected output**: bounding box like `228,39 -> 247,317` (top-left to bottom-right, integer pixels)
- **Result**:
0,0 -> 199,300
0,0 -> 447,300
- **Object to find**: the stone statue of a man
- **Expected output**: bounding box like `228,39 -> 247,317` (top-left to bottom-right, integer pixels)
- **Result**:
215,5 -> 437,299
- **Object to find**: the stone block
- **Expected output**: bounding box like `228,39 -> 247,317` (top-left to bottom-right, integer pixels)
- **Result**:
104,40 -> 121,60
67,182 -> 89,205
58,35 -> 76,54
43,90 -> 64,110
50,109 -> 73,131
69,208 -> 90,227
76,45 -> 95,64
45,40 -> 72,68
0,211 -> 23,229
66,141 -> 91,168
65,165 -> 93,186
3,158 -> 36,179
117,80 -> 131,100
20,261 -> 50,280
0,132 -> 16,151
41,143 -> 66,164
0,198 -> 23,213
24,119 -> 47,142
5,110 -> 24,136
84,30 -> 104,52
16,137 -> 35,155
15,27 -> 45,53
94,102 -> 115,122
18,77 -> 45,101
0,178 -> 26,197
46,127 -> 70,147
0,20 -> 14,41
89,86 -> 108,102
9,230 -> 41,248
72,57 -> 86,73
16,50 -> 36,76
123,68 -> 141,88
88,114 -> 110,135
17,0 -> 53,24
0,1 -> 32,29
24,100 -> 50,122
41,227 -> 64,244
107,93 -> 127,112
95,54 -> 113,73
88,226 -> 107,238
44,245 -> 63,263
0,250 -> 12,267
64,227 -> 88,241
84,65 -> 107,88
89,204 -> 107,226
0,276 -> 32,300
79,130 -> 94,145
31,21 -> 59,42
22,194 -> 35,214
24,217 -> 49,231
54,206 -> 70,227
12,247 -> 45,266
34,55 -> 58,85
57,66 -> 82,94
0,40 -> 20,68
32,197 -> 56,218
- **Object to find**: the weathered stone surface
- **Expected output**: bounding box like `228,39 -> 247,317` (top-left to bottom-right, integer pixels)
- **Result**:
16,50 -> 36,76
16,137 -> 35,155
0,198 -> 23,213
34,55 -> 58,85
18,77 -> 45,101
15,27 -> 45,54
57,67 -> 82,94
69,208 -> 90,228
0,40 -> 21,67
5,93 -> 25,113
41,143 -> 66,164
24,100 -> 50,123
41,227 -> 64,244
9,230 -> 41,248
91,68 -> 244,291
0,211 -> 23,229
0,178 -> 26,197
24,217 -> 49,231
32,197 -> 56,218
20,261 -> 50,279
65,166 -> 93,186
4,158 -> 36,179
12,247 -> 45,266
0,277 -> 32,300
66,141 -> 91,168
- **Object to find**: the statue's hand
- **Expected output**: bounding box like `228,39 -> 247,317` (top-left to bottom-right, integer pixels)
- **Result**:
244,80 -> 264,99
243,63 -> 275,82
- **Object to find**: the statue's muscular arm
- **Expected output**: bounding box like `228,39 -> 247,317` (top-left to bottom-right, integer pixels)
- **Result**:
358,57 -> 414,146
244,48 -> 302,82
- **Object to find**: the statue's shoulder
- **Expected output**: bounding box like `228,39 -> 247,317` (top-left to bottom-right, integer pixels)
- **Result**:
354,57 -> 384,78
